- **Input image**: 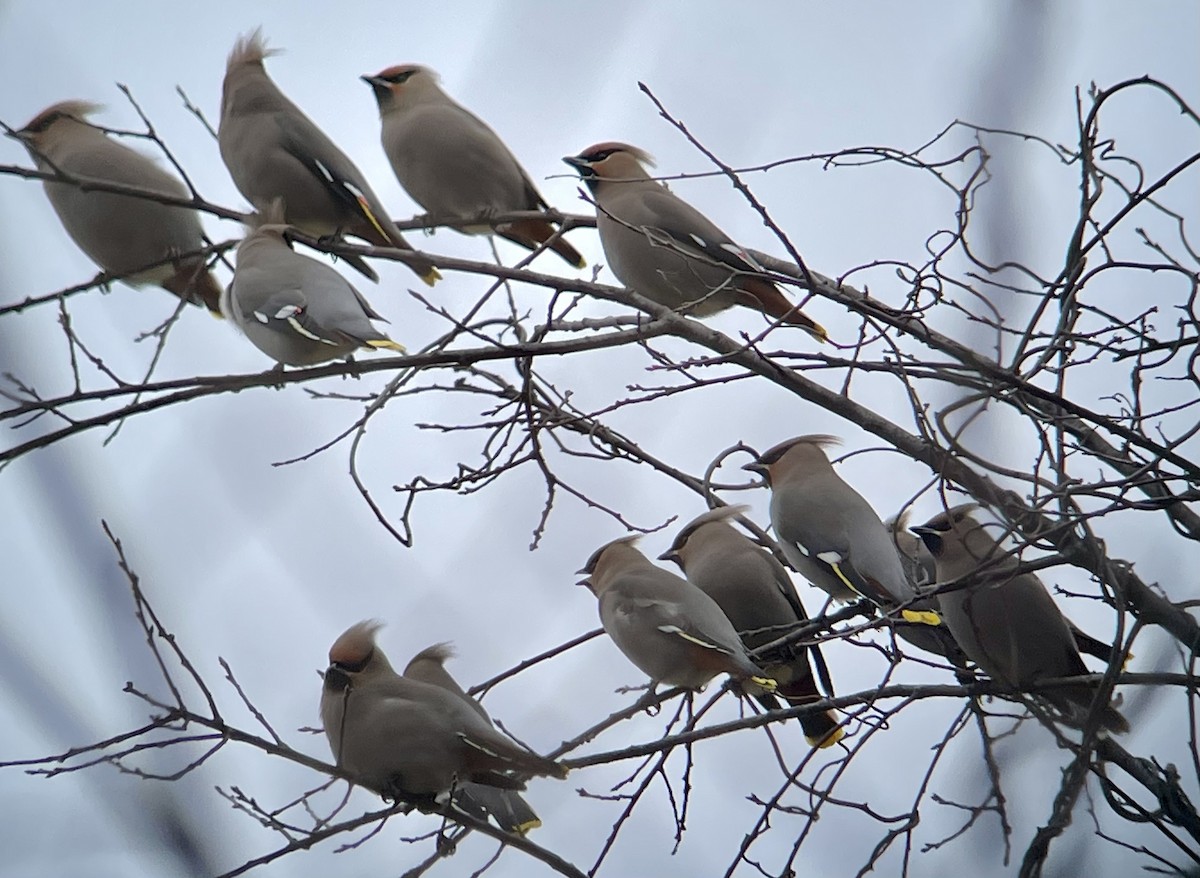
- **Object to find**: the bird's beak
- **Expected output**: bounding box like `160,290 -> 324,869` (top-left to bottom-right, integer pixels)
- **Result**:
562,155 -> 590,172
361,74 -> 388,92
657,549 -> 680,565
741,460 -> 767,476
7,128 -> 31,142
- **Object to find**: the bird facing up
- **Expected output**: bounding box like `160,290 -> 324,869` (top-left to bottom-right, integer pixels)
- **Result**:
14,101 -> 223,313
224,202 -> 405,367
362,64 -> 584,268
320,621 -> 566,804
562,142 -> 825,340
911,506 -> 1129,733
578,535 -> 777,694
660,505 -> 843,748
218,29 -> 439,285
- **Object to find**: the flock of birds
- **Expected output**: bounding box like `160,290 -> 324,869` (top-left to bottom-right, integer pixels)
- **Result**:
10,27 -> 1128,838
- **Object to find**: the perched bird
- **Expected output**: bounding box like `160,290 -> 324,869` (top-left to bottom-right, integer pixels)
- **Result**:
885,507 -> 938,592
660,506 -> 842,747
562,142 -> 824,339
362,65 -> 584,268
223,202 -> 404,366
577,536 -> 777,695
743,436 -> 976,673
402,643 -> 542,835
219,29 -> 438,285
911,506 -> 1129,733
13,101 -> 223,312
743,436 -> 931,613
320,621 -> 566,806
888,505 -> 1119,666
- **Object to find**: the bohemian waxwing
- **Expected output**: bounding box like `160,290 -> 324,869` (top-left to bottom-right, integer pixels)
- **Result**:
223,202 -> 404,366
742,436 -> 978,673
743,436 -> 926,609
13,101 -> 223,313
577,536 -> 777,695
659,506 -> 843,748
219,29 -> 439,286
362,65 -> 584,268
562,143 -> 825,339
320,622 -> 566,805
911,506 -> 1129,733
402,643 -> 542,835
888,505 -> 1118,666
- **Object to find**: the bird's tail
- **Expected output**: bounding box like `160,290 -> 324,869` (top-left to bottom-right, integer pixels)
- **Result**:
737,277 -> 827,341
499,219 -> 586,268
454,784 -> 542,836
164,262 -> 224,315
1051,688 -> 1130,735
348,217 -> 441,286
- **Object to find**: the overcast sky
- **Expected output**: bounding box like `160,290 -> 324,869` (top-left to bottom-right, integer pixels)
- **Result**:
1,3 -> 1198,877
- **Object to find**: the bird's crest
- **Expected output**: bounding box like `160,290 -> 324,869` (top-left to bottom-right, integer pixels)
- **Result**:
407,641 -> 455,666
227,27 -> 280,70
667,505 -> 751,554
575,141 -> 656,168
20,100 -> 103,134
329,619 -> 384,666
756,434 -> 841,465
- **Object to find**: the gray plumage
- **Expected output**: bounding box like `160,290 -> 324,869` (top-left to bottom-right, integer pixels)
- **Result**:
218,30 -> 438,285
578,536 -> 774,691
912,506 -> 1129,733
224,206 -> 403,366
563,142 -> 824,338
363,64 -> 583,267
402,643 -> 542,835
320,622 -> 565,802
14,101 -> 222,312
660,506 -> 842,747
744,436 -> 916,607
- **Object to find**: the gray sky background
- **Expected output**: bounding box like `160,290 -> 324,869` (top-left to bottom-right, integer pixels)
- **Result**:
1,3 -> 1197,876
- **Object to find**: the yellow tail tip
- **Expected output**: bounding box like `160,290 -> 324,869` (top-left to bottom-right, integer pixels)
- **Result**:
422,267 -> 442,286
901,609 -> 942,626
367,338 -> 407,353
574,256 -> 587,269
809,321 -> 829,343
807,724 -> 845,749
750,675 -> 778,693
513,818 -> 542,836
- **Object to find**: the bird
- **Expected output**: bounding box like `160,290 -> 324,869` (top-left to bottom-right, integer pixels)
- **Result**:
659,506 -> 843,747
223,201 -> 405,367
577,535 -> 777,696
743,436 -> 933,613
362,64 -> 584,268
218,29 -> 438,286
12,101 -> 223,313
742,436 -> 980,673
320,621 -> 567,808
888,505 -> 1119,666
402,643 -> 542,836
911,506 -> 1129,733
562,142 -> 825,339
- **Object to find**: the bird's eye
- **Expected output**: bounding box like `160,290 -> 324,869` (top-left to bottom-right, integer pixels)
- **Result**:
387,70 -> 416,84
